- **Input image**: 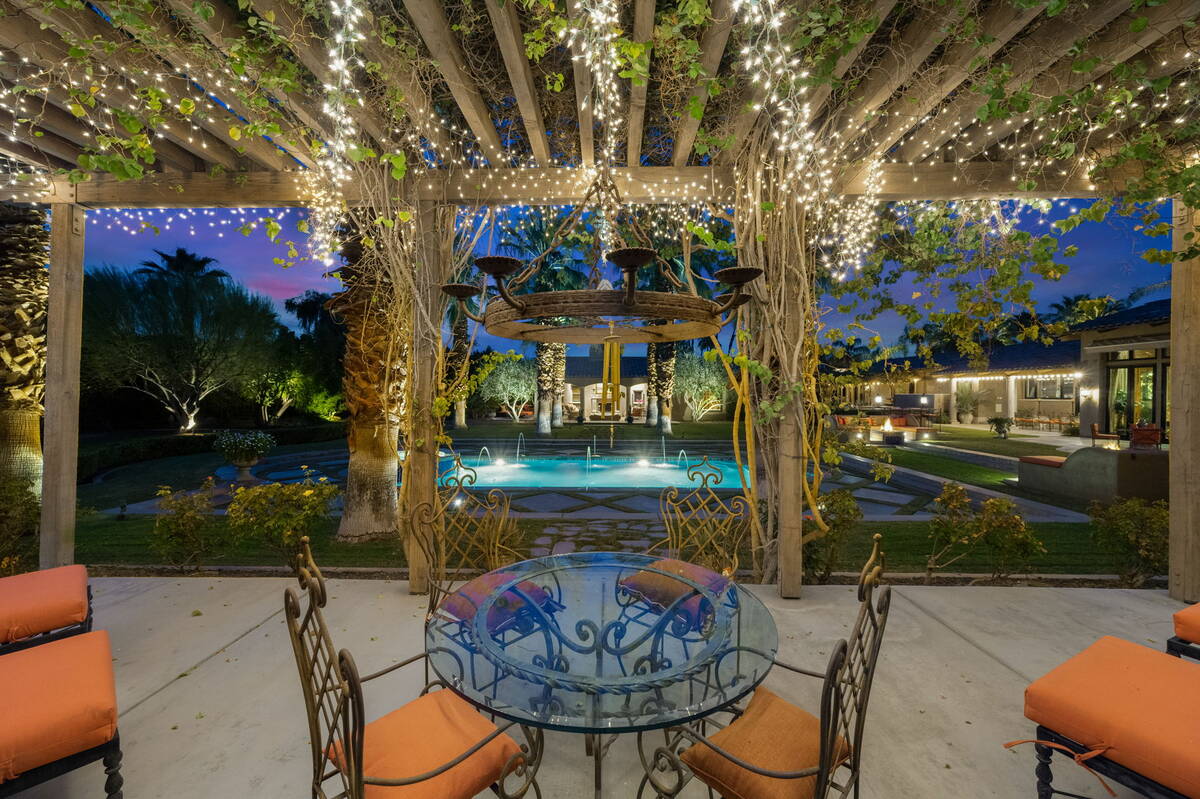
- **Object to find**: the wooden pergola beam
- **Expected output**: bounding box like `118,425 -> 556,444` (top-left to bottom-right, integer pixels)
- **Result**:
159,0 -> 330,142
625,0 -> 654,166
566,0 -> 594,167
403,0 -> 505,165
0,108 -> 85,165
895,0 -> 1128,163
484,0 -> 550,165
831,2 -> 967,135
355,31 -> 452,159
671,0 -> 734,167
951,0 -> 1200,161
242,0 -> 388,146
841,160 -> 1110,200
851,1 -> 1043,162
0,1 -> 249,171
0,138 -> 71,171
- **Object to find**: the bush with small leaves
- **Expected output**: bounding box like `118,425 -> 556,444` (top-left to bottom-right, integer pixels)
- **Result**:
213,430 -> 275,464
152,478 -> 231,567
0,474 -> 39,575
226,470 -> 339,563
976,497 -> 1044,580
925,482 -> 979,585
1090,497 -> 1169,587
804,489 -> 862,584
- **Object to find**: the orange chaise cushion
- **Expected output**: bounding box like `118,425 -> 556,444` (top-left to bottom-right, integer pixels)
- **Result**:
0,564 -> 89,644
1024,636 -> 1200,797
0,630 -> 117,782
350,689 -> 520,799
1174,603 -> 1200,643
680,686 -> 848,799
1019,455 -> 1067,468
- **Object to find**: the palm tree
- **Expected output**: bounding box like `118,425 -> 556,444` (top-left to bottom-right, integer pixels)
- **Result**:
501,210 -> 587,435
285,290 -> 344,396
0,203 -> 48,497
134,248 -> 230,281
1047,293 -> 1114,328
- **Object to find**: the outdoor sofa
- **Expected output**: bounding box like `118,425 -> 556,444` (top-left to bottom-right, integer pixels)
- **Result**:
1016,446 -> 1168,505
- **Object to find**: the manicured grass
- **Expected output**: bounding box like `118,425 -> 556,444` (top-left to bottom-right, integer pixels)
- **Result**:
449,419 -> 733,440
927,429 -> 1065,457
77,514 -> 1111,576
835,521 -> 1113,575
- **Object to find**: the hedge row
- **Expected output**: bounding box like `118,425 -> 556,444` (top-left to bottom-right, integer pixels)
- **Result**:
78,423 -> 346,482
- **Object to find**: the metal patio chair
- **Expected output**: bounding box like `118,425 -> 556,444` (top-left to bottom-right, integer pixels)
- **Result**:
283,537 -> 542,799
637,535 -> 892,799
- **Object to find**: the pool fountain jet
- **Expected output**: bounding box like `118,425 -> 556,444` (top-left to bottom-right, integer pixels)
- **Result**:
661,436 -> 667,464
515,432 -> 526,462
676,450 -> 689,468
477,446 -> 492,464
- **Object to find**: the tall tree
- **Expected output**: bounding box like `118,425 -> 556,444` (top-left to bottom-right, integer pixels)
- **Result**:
285,289 -> 345,398
0,203 -> 48,496
1047,293 -> 1114,327
82,263 -> 278,431
675,353 -> 729,421
477,357 -> 535,422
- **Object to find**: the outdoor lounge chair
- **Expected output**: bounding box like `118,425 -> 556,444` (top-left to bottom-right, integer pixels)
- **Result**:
0,565 -> 92,655
1009,635 -> 1200,799
636,536 -> 891,799
284,538 -> 541,799
1130,424 -> 1163,450
0,630 -> 123,798
1167,603 -> 1200,660
1090,422 -> 1119,446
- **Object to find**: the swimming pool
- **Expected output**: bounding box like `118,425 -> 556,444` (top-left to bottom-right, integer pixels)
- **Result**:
442,455 -> 746,490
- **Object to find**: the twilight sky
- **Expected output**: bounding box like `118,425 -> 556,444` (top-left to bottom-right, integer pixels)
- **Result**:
83,199 -> 1169,355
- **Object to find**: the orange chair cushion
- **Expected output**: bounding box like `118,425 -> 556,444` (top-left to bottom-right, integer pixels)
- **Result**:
349,689 -> 520,799
1024,636 -> 1200,797
0,564 -> 88,644
0,630 -> 117,782
618,558 -> 729,632
1018,455 -> 1067,468
1173,603 -> 1200,643
680,686 -> 848,799
439,574 -> 552,634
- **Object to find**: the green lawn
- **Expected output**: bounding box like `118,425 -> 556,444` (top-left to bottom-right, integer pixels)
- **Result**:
449,419 -> 733,440
77,514 -> 1111,576
926,427 -> 1066,457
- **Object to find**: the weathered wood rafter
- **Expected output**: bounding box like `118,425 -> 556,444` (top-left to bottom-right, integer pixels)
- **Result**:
670,0 -> 734,168
625,0 -> 654,166
484,0 -> 550,165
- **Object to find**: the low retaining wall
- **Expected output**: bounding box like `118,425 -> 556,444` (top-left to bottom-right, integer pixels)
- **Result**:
1017,447 -> 1168,505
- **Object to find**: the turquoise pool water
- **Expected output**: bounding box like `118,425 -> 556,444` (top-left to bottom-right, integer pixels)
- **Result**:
443,456 -> 746,490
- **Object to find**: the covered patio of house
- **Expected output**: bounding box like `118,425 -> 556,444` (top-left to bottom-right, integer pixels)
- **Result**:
18,575 -> 1185,799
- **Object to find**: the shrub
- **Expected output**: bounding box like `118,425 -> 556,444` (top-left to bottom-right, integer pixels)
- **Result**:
987,416 -> 1014,438
1062,424 -> 1080,437
151,478 -> 231,567
226,470 -> 339,562
1090,497 -> 1169,587
976,497 -> 1044,580
213,430 -> 275,463
803,489 -> 862,583
0,475 -> 40,575
925,482 -> 979,584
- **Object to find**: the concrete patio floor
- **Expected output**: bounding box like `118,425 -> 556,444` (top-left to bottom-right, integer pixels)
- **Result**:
22,577 -> 1188,798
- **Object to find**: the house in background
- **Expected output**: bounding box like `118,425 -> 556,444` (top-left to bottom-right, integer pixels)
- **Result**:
1069,298 -> 1170,439
841,300 -> 1171,438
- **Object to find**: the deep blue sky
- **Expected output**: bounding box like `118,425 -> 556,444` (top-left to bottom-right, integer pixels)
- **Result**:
84,199 -> 1168,355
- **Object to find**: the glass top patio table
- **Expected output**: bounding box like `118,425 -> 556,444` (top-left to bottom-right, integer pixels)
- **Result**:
425,551 -> 778,734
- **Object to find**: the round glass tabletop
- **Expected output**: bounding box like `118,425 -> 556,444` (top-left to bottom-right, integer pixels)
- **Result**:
425,551 -> 778,734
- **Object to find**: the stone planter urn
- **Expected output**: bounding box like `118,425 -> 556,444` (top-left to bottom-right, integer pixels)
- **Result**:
957,411 -> 975,424
230,458 -> 260,484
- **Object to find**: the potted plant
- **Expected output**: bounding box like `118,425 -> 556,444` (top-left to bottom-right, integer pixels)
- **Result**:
987,416 -> 1014,439
214,430 -> 276,483
955,384 -> 978,424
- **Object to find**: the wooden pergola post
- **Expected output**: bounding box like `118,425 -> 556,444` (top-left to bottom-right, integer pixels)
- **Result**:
1171,199 -> 1200,602
39,202 -> 85,568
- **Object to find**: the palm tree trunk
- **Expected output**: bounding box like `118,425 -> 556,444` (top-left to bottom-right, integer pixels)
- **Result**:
656,342 -> 675,435
454,398 -> 468,429
338,419 -> 399,542
551,344 -> 566,427
644,342 -> 658,426
0,408 -> 42,496
535,342 -> 554,436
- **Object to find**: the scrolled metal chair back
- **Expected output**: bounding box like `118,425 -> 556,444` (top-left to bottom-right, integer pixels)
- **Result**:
284,537 -> 366,799
823,533 -> 891,799
656,456 -> 751,576
413,456 -> 519,614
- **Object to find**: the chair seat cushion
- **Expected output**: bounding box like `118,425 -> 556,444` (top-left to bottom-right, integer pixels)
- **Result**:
1173,603 -> 1200,643
1019,455 -> 1067,468
0,565 -> 88,644
439,573 -> 552,634
1024,636 -> 1200,797
0,630 -> 117,782
681,686 -> 847,799
618,559 -> 729,633
353,689 -> 520,799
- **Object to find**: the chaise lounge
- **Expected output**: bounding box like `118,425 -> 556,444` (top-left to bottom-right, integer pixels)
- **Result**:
1167,603 -> 1200,660
0,565 -> 93,655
